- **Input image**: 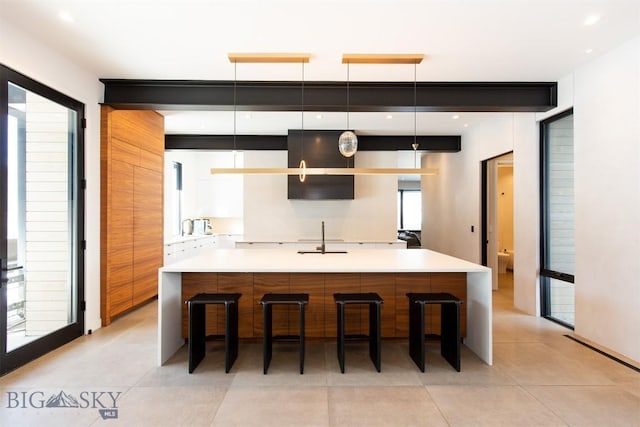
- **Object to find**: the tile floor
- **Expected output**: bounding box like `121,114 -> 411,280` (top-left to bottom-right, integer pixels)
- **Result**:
0,273 -> 638,426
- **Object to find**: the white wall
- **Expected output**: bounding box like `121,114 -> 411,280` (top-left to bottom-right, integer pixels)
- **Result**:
1,17 -> 103,333
424,36 -> 640,362
422,114 -> 516,261
243,150 -> 398,241
164,150 -> 244,238
422,114 -> 539,315
572,36 -> 640,362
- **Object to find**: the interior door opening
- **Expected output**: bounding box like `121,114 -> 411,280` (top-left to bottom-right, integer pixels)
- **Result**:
481,151 -> 514,301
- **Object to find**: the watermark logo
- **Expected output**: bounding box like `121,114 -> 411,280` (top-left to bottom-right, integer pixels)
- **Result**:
46,390 -> 79,408
6,390 -> 121,420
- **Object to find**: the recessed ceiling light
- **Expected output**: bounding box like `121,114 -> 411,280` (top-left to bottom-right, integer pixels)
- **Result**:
452,114 -> 460,120
385,114 -> 393,119
464,123 -> 469,128
585,48 -> 594,54
244,113 -> 251,119
315,114 -> 323,119
58,11 -> 75,23
584,15 -> 600,26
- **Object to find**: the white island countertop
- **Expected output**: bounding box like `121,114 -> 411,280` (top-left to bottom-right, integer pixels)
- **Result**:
161,248 -> 489,274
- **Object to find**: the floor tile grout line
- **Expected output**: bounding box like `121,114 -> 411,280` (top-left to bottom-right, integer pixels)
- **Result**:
519,383 -> 572,426
422,384 -> 454,427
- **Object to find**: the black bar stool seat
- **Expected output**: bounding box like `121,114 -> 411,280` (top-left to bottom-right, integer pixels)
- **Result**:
186,293 -> 241,374
334,292 -> 384,373
407,292 -> 462,372
259,293 -> 309,374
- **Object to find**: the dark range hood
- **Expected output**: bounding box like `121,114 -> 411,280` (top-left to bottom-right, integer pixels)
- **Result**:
287,130 -> 354,200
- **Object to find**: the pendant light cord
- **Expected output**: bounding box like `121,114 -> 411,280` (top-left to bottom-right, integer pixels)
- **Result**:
346,62 -> 351,167
414,63 -> 417,148
414,62 -> 418,168
299,60 -> 307,182
301,60 -> 305,162
233,61 -> 237,167
346,62 -> 350,130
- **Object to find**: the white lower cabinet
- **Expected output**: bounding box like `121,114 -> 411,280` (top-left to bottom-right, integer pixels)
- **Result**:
164,235 -> 216,264
164,234 -> 243,264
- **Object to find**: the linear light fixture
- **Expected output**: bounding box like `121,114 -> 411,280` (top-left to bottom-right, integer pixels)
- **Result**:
342,53 -> 424,64
213,52 -> 437,178
228,53 -> 311,63
211,168 -> 438,176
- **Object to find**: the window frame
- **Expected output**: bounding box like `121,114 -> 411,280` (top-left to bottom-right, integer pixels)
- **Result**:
539,108 -> 575,329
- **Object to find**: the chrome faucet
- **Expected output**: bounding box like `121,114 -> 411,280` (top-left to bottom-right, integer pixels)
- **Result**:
316,221 -> 326,254
298,220 -> 346,254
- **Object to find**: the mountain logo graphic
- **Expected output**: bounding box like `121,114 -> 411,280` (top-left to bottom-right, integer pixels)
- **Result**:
45,391 -> 80,408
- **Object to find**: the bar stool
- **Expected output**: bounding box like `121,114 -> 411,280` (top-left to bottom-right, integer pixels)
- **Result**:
406,292 -> 462,372
334,292 -> 384,373
185,293 -> 241,374
259,293 -> 309,374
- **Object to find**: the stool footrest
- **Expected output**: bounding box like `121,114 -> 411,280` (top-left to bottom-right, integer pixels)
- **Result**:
271,335 -> 303,342
343,334 -> 371,341
204,334 -> 226,342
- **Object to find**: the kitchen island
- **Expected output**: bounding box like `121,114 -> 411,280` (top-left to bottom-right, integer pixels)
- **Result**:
158,248 -> 492,366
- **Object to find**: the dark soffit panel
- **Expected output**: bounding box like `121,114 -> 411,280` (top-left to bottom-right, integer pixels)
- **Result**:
101,79 -> 557,112
164,134 -> 461,152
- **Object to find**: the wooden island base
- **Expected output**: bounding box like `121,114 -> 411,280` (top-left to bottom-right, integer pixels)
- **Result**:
180,272 -> 467,340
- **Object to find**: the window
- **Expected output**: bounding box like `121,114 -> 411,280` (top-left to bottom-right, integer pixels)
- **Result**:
397,190 -> 422,231
540,109 -> 575,328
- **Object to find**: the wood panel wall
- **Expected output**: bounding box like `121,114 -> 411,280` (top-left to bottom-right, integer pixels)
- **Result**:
101,107 -> 164,325
181,272 -> 467,339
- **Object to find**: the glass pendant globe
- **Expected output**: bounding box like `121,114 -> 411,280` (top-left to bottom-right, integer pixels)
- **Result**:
338,131 -> 358,157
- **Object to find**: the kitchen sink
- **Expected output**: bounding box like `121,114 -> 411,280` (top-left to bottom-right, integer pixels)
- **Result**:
297,220 -> 347,254
297,250 -> 348,254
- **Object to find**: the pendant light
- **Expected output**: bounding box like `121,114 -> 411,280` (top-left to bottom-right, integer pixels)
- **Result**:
338,60 -> 358,158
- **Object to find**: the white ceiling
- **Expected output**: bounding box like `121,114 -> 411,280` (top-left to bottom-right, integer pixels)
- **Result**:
3,0 -> 639,135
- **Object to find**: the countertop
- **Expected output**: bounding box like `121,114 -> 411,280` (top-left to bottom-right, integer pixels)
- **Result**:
160,248 -> 489,274
164,234 -> 239,245
236,239 -> 406,244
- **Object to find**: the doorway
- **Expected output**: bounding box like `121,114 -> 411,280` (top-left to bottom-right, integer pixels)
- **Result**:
1,65 -> 85,375
481,152 -> 514,299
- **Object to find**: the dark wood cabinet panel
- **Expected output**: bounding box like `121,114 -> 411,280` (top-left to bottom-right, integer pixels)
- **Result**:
177,271 -> 469,340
